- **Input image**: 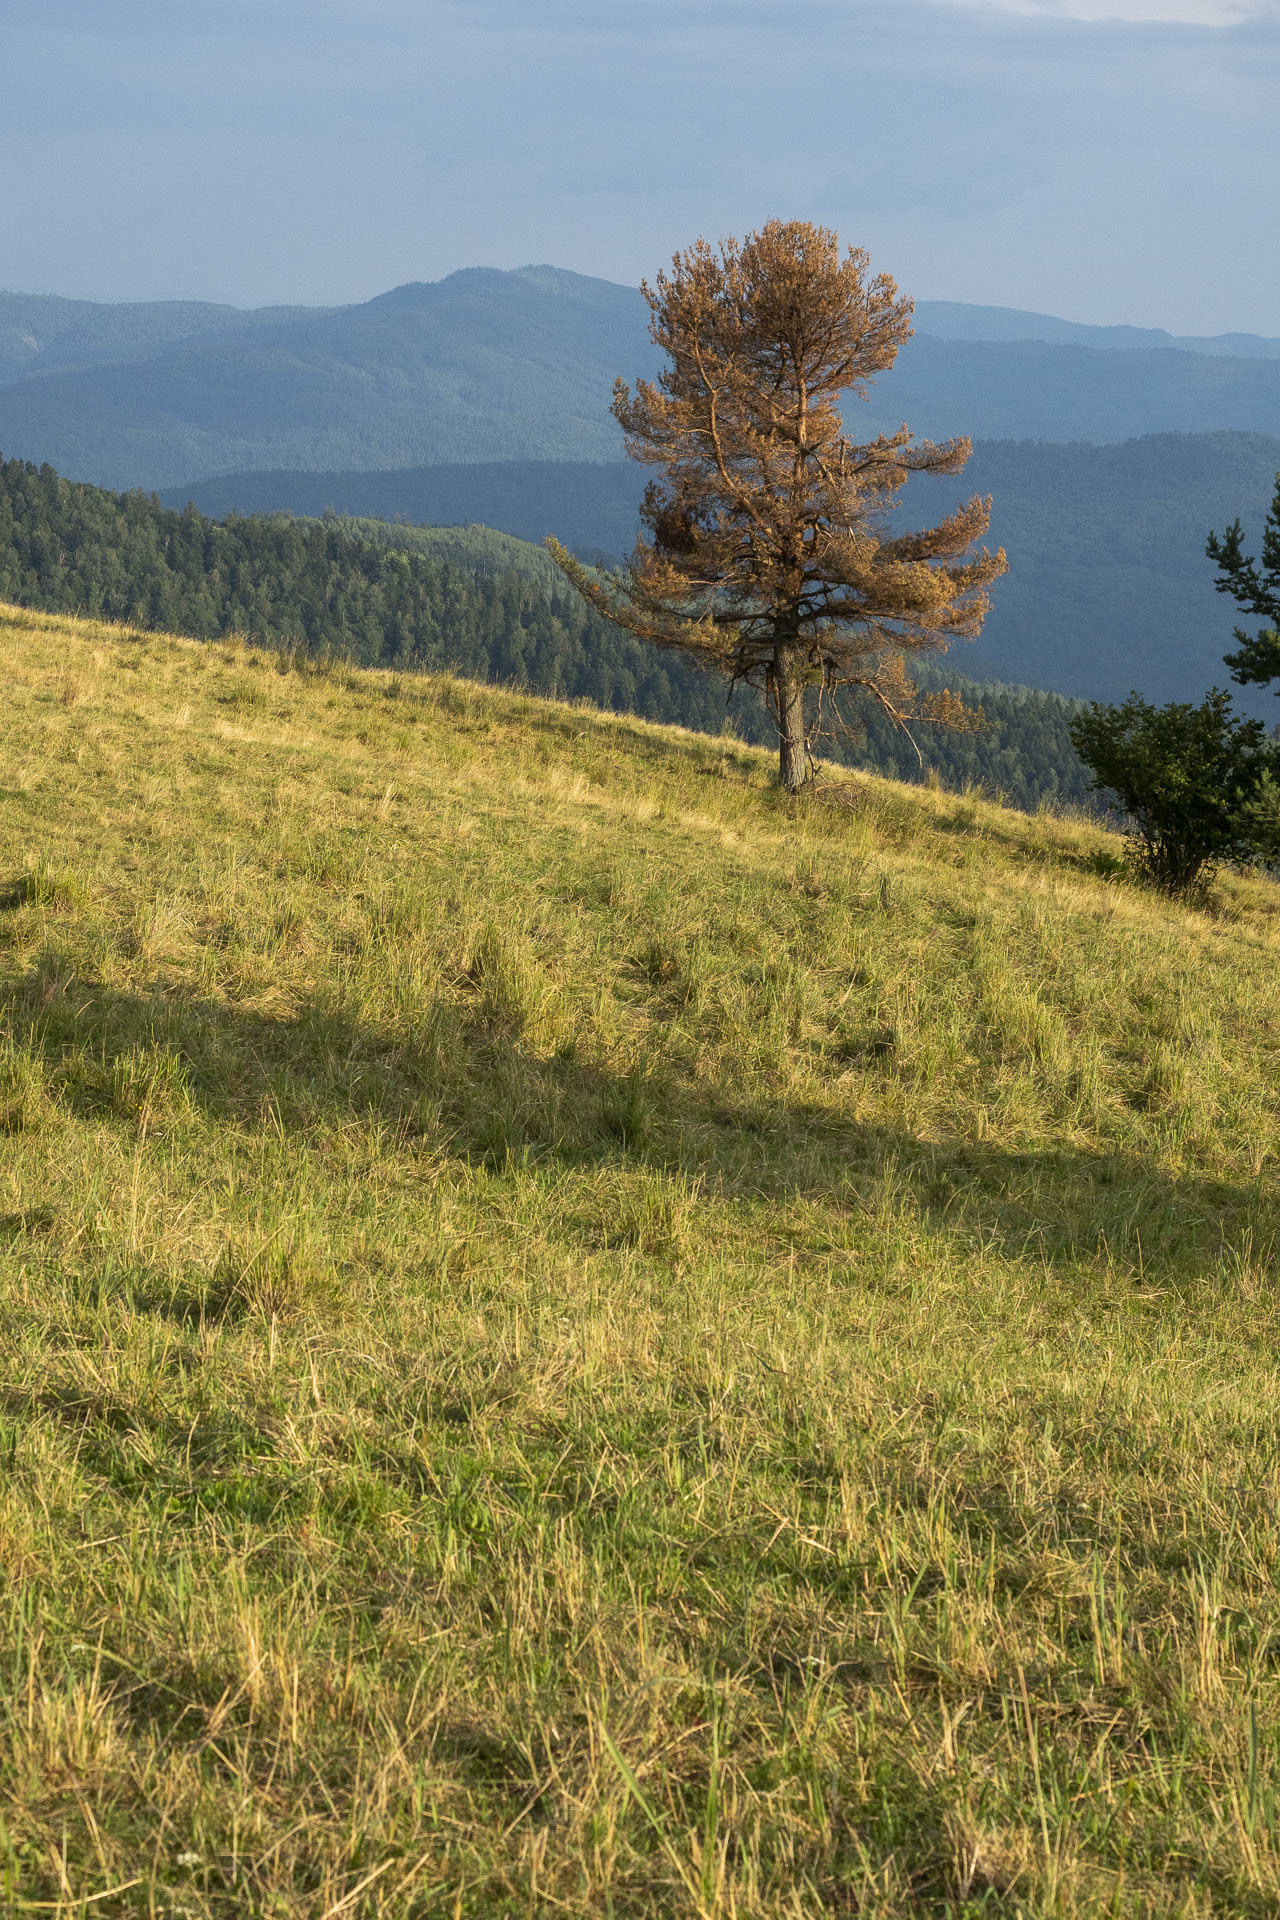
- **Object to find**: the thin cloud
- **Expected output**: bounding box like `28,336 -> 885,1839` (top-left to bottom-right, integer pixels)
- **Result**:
928,0 -> 1274,21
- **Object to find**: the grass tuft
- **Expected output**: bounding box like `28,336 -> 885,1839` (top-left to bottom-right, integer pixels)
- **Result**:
0,858 -> 87,912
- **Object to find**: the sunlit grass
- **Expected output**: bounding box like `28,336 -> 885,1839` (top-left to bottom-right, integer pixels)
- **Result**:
3,601 -> 1280,1915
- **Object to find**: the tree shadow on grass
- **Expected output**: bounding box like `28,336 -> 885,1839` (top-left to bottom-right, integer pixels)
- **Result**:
5,967 -> 1274,1892
0,953 -> 1270,1289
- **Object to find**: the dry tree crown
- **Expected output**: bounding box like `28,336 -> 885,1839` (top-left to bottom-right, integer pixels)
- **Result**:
547,219 -> 1007,791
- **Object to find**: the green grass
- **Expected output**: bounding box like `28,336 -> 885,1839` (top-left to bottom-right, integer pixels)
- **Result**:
4,601 -> 1280,1917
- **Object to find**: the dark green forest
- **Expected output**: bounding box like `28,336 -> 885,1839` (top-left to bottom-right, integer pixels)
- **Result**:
0,454 -> 1091,808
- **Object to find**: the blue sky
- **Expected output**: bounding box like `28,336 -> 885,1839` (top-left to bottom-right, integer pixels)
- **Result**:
3,0 -> 1278,332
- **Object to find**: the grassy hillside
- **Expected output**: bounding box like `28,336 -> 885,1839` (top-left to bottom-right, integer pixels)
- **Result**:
4,603 -> 1280,1916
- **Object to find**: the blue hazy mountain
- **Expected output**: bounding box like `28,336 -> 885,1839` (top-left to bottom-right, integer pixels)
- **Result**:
913,302 -> 1280,359
5,269 -> 1280,490
0,289 -> 326,387
0,271 -> 659,489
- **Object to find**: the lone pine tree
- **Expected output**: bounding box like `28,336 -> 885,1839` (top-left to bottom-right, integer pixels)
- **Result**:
548,220 -> 1006,790
1207,472 -> 1280,694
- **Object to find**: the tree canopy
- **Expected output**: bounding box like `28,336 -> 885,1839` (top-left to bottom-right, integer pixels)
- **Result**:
549,220 -> 1006,789
1070,688 -> 1277,896
1207,472 -> 1280,692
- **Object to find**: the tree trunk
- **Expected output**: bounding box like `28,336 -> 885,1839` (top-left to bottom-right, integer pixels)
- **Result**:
774,644 -> 808,791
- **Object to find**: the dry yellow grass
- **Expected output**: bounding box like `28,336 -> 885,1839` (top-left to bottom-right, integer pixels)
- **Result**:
3,602 -> 1280,1917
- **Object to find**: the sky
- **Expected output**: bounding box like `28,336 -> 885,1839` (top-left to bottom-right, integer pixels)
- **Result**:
3,0 -> 1279,334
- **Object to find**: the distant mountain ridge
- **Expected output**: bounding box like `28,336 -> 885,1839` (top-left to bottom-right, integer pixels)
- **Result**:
5,268 -> 1280,490
913,302 -> 1280,359
0,289 -> 328,388
7,280 -> 1277,390
0,270 -> 657,488
9,269 -> 1280,716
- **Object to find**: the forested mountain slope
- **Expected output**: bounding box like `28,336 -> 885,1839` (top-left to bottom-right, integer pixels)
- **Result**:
878,337 -> 1280,446
167,431 -> 1280,711
917,431 -> 1280,706
168,460 -> 650,560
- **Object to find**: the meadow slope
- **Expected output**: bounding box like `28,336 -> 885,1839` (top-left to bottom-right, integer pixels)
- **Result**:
4,605 -> 1280,1917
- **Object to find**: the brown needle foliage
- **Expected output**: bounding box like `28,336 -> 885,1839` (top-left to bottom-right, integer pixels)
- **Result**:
548,220 -> 1007,790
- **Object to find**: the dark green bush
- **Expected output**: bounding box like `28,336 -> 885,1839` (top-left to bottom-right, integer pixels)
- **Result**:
1069,688 -> 1279,896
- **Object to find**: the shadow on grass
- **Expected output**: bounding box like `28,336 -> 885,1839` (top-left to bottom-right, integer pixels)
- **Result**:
0,954 -> 1269,1284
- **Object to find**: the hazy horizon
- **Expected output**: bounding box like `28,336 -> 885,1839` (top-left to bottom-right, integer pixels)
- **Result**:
4,264 -> 1279,351
4,0 -> 1279,336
